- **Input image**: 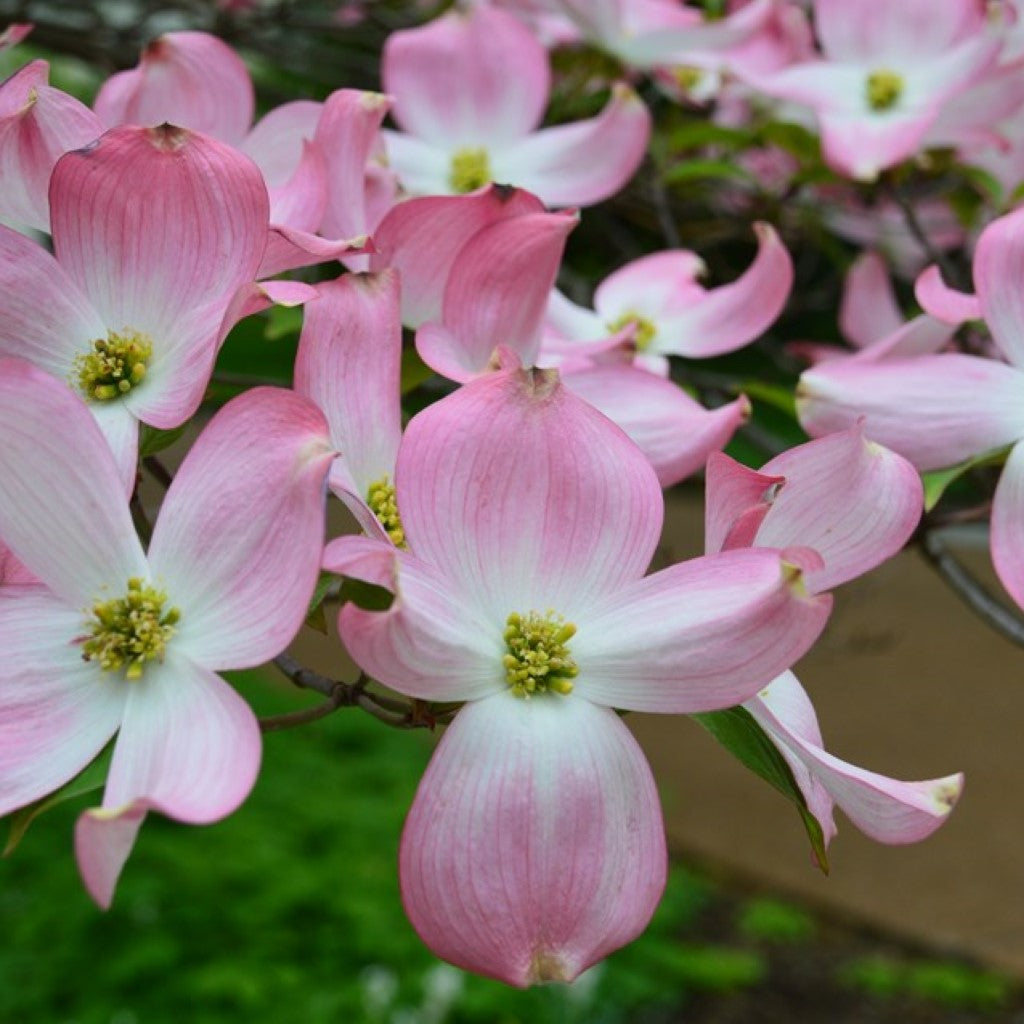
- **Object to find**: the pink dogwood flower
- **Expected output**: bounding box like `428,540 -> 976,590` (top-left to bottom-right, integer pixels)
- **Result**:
705,428 -> 962,845
324,358 -> 832,985
0,122 -> 287,487
0,359 -> 334,906
381,5 -> 651,206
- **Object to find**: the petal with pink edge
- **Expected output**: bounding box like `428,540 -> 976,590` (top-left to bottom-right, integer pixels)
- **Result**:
973,206 -> 1024,370
400,691 -> 666,987
749,672 -> 962,844
93,31 -> 254,145
76,650 -> 261,908
914,264 -> 981,325
797,354 -> 1024,472
853,314 -> 956,362
147,388 -> 333,670
327,535 -> 503,702
0,359 -> 146,605
492,83 -> 651,208
704,453 -> 783,555
242,99 -> 322,190
651,224 -> 793,358
371,185 -> 544,329
383,7 -> 549,146
990,440 -> 1024,611
294,271 -> 402,500
593,249 -> 707,324
839,251 -> 903,348
0,541 -> 37,585
0,588 -> 126,817
755,426 -> 924,592
563,364 -> 749,487
574,547 -> 831,713
397,362 -> 663,621
51,123 -> 269,343
417,209 -> 577,380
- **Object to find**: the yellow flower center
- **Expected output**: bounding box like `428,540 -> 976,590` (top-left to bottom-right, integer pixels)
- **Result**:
367,477 -> 406,547
81,577 -> 179,681
673,65 -> 704,91
865,69 -> 904,111
73,328 -> 153,401
607,311 -> 658,350
502,611 -> 578,699
449,147 -> 491,194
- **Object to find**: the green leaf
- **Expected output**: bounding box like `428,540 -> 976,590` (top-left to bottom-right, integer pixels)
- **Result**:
400,346 -> 434,395
304,571 -> 338,634
338,578 -> 394,612
693,706 -> 829,872
139,422 -> 187,458
264,304 -> 304,342
739,379 -> 797,418
4,744 -> 113,856
662,159 -> 756,187
921,445 -> 1010,511
667,120 -> 751,153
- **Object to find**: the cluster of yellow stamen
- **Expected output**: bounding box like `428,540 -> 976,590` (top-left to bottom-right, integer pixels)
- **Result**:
73,329 -> 153,401
367,477 -> 406,547
607,311 -> 657,350
81,578 -> 179,681
502,611 -> 578,698
449,146 -> 492,193
865,69 -> 904,111
673,66 -> 705,92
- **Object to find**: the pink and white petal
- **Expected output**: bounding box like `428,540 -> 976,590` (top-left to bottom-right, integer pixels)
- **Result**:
817,108 -> 937,183
749,673 -> 962,844
0,588 -> 126,817
0,224 -> 106,377
327,535 -> 503,702
76,650 -> 261,908
544,288 -> 611,344
756,427 -> 923,592
421,209 -> 578,379
89,400 -> 140,496
147,388 -> 333,670
492,83 -> 651,207
398,362 -> 663,620
839,251 -> 903,348
914,264 -> 981,325
0,541 -> 37,585
797,354 -> 1024,472
316,89 -> 392,240
973,206 -> 1024,370
370,185 -> 545,329
704,453 -> 784,555
0,61 -> 103,232
563,364 -> 749,487
241,99 -> 322,189
294,271 -> 402,497
258,224 -> 370,279
651,223 -> 793,357
94,31 -> 253,145
379,130 -> 452,197
400,691 -> 666,987
593,250 -> 707,323
51,124 -> 269,341
0,23 -> 31,50
266,139 -> 327,234
990,439 -> 1024,611
383,7 -> 549,145
0,359 -> 146,604
854,314 -> 956,362
574,547 -> 832,713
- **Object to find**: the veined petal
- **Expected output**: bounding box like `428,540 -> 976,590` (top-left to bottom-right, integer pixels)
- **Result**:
797,354 -> 1024,471
77,651 -> 261,908
991,440 -> 1024,611
704,454 -> 783,555
914,264 -> 981,325
294,271 -> 402,499
0,588 -> 126,817
574,547 -> 831,713
93,31 -> 253,145
371,185 -> 545,329
51,123 -> 269,343
840,251 -> 903,347
755,427 -> 924,592
397,363 -> 663,621
0,359 -> 146,605
650,223 -> 793,357
973,205 -> 1024,370
0,542 -> 36,585
563,365 -> 749,487
327,536 -> 503,702
749,673 -> 962,844
492,83 -> 651,208
265,139 -> 327,233
417,209 -> 577,380
400,691 -> 666,987
241,99 -> 322,189
147,388 -> 333,670
0,60 -> 103,232
379,130 -> 451,197
852,314 -> 956,362
593,250 -> 707,324
383,6 -> 550,145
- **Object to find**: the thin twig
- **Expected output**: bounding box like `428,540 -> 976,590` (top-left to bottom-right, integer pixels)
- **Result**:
259,685 -> 351,732
887,183 -> 965,291
917,528 -> 1024,648
647,162 -> 682,249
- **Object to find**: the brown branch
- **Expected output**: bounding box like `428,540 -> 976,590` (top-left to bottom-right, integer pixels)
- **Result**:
143,456 -> 174,491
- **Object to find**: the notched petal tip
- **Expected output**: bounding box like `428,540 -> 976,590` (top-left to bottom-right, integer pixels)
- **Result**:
522,365 -> 560,398
147,122 -> 191,150
528,949 -> 574,986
